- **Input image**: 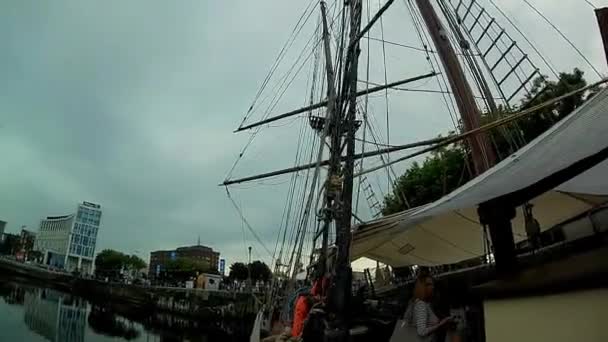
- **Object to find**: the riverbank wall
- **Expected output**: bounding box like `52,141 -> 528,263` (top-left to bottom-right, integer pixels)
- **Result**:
0,257 -> 259,319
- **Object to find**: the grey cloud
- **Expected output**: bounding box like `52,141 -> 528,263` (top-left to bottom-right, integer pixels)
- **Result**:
1,0 -> 606,266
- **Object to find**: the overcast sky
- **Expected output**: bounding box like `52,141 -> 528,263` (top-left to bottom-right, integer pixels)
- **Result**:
1,0 -> 606,268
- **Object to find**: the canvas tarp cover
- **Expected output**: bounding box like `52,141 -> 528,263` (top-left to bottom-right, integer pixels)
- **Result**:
352,87 -> 608,267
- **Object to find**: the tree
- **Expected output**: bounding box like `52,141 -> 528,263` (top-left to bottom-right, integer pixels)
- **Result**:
249,260 -> 272,283
515,68 -> 589,143
382,142 -> 470,215
94,249 -> 147,280
126,255 -> 146,272
382,69 -> 596,216
0,234 -> 20,256
228,262 -> 249,283
95,250 -> 125,279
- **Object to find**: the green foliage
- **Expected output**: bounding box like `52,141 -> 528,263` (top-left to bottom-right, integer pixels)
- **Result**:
382,143 -> 470,215
517,68 -> 588,142
94,249 -> 147,279
249,260 -> 272,283
228,260 -> 272,283
228,262 -> 248,282
0,234 -> 20,255
127,255 -> 146,271
382,68 -> 594,216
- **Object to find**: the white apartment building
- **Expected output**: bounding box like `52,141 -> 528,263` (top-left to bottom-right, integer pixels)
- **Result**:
35,202 -> 102,275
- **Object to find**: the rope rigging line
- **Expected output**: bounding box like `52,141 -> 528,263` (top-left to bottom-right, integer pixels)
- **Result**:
356,76 -> 608,177
242,0 -> 318,127
583,0 -> 597,9
224,29 -> 321,182
479,17 -> 530,149
378,0 -> 392,191
442,0 -> 529,150
363,107 -> 412,209
283,118 -> 317,273
364,105 -> 397,185
405,0 -> 461,131
357,79 -> 503,99
225,187 -> 274,258
285,121 -> 320,280
226,5 -> 348,182
272,102 -> 311,269
355,0 -> 373,218
272,30 -> 325,274
484,0 -> 559,79
521,0 -> 602,79
281,37 -> 328,272
438,3 -> 511,162
365,36 -> 436,53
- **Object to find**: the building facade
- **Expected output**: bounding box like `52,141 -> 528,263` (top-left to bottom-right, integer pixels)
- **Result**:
34,201 -> 102,274
149,244 -> 220,278
17,227 -> 36,261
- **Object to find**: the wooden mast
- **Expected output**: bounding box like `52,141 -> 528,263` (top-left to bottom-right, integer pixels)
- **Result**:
414,0 -> 517,273
318,0 -> 362,340
596,7 -> 608,67
331,0 -> 362,327
318,0 -> 339,280
414,0 -> 496,175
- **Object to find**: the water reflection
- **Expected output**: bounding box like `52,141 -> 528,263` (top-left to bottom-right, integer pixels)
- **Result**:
88,306 -> 140,340
24,288 -> 87,342
0,278 -> 252,341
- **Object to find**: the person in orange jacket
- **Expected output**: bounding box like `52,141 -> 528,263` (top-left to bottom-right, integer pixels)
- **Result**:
291,276 -> 326,338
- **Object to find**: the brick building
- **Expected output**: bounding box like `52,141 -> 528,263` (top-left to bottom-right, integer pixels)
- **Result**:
149,244 -> 220,278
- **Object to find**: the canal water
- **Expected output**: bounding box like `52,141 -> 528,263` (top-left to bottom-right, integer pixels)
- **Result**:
0,276 -> 253,341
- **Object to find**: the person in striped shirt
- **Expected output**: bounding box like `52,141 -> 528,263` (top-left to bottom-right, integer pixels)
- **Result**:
404,273 -> 454,342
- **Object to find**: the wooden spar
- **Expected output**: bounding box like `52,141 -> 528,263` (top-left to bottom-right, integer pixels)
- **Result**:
223,75 -> 608,187
234,72 -> 437,132
221,136 -> 448,186
596,7 -> 608,67
415,0 -> 495,175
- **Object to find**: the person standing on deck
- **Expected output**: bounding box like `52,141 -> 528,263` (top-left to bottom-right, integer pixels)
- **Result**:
291,275 -> 326,338
404,273 -> 454,342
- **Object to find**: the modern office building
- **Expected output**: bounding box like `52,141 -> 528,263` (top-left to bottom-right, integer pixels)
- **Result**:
34,201 -> 102,274
149,244 -> 220,278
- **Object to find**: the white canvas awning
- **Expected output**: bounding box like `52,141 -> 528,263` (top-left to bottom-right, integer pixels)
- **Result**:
352,87 -> 608,267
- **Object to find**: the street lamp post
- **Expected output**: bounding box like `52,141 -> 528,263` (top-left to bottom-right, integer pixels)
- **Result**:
247,246 -> 252,292
247,246 -> 253,291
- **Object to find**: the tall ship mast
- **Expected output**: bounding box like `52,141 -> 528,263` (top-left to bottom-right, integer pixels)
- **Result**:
223,1 -> 608,341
